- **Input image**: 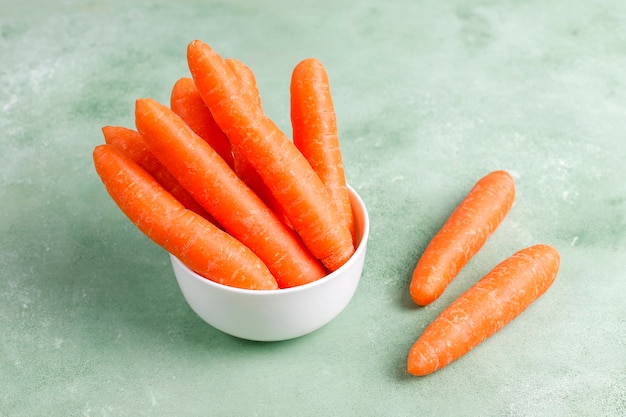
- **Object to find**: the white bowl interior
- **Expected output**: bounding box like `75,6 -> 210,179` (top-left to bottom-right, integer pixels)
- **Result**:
170,185 -> 370,341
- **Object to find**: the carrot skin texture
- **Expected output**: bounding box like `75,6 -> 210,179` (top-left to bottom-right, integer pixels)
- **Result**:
101,125 -> 216,223
170,68 -> 282,224
170,77 -> 234,168
187,39 -> 354,271
225,58 -> 293,229
408,244 -> 560,376
135,98 -> 327,288
290,57 -> 355,245
226,58 -> 262,108
92,144 -> 278,290
410,170 -> 516,306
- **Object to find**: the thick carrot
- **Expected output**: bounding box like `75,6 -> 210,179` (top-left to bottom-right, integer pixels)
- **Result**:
187,39 -> 354,271
290,57 -> 355,245
408,244 -> 560,376
225,58 -> 292,229
101,125 -> 216,223
170,77 -> 234,167
410,170 -> 516,306
135,97 -> 327,288
92,144 -> 278,290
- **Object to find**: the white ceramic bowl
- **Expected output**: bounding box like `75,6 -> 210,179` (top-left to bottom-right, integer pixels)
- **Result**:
170,185 -> 370,342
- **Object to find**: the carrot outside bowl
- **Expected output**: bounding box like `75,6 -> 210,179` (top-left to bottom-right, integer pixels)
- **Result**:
169,185 -> 370,342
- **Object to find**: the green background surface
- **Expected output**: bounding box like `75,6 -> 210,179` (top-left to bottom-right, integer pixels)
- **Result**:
2,1 -> 625,415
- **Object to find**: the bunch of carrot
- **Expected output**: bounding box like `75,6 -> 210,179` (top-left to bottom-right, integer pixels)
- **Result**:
93,39 -> 558,373
407,170 -> 561,376
93,39 -> 355,290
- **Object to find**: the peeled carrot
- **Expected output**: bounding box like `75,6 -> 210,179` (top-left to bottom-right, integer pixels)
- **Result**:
408,244 -> 560,376
410,170 -> 516,306
92,144 -> 278,290
226,58 -> 262,108
135,97 -> 327,288
187,39 -> 354,271
225,58 -> 292,229
101,125 -> 216,223
290,57 -> 354,245
170,76 -> 234,167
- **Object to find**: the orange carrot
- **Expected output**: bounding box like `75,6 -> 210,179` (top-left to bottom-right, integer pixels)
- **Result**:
290,57 -> 354,245
187,39 -> 354,271
170,77 -> 234,167
226,58 -> 262,108
225,58 -> 292,228
92,144 -> 278,290
101,125 -> 216,224
135,97 -> 327,288
410,170 -> 516,306
408,244 -> 560,376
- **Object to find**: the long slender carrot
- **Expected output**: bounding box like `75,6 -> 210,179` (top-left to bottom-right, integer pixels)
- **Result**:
135,97 -> 327,288
222,59 -> 263,181
101,125 -> 216,224
171,62 -> 272,219
92,144 -> 278,290
225,58 -> 292,229
170,76 -> 234,167
290,57 -> 354,245
408,244 -> 560,376
410,170 -> 516,306
187,39 -> 354,271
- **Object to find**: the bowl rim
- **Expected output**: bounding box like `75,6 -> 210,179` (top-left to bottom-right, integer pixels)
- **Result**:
170,184 -> 370,296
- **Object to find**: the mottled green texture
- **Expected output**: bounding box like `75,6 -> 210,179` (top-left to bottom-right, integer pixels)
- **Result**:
1,0 -> 625,416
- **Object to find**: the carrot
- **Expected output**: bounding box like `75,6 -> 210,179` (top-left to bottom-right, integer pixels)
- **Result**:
92,144 -> 278,290
224,58 -> 292,229
290,57 -> 355,245
101,125 -> 217,224
410,170 -> 516,306
187,39 -> 354,271
171,63 -> 274,220
226,58 -> 262,108
170,77 -> 234,167
407,244 -> 560,376
135,97 -> 327,288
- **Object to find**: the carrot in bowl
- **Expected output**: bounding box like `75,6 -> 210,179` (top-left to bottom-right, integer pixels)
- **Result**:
101,125 -> 215,223
410,170 -> 516,306
408,244 -> 560,376
290,57 -> 354,245
170,76 -> 234,168
134,97 -> 327,288
186,39 -> 354,271
92,144 -> 278,290
226,58 -> 262,108
224,57 -> 292,229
